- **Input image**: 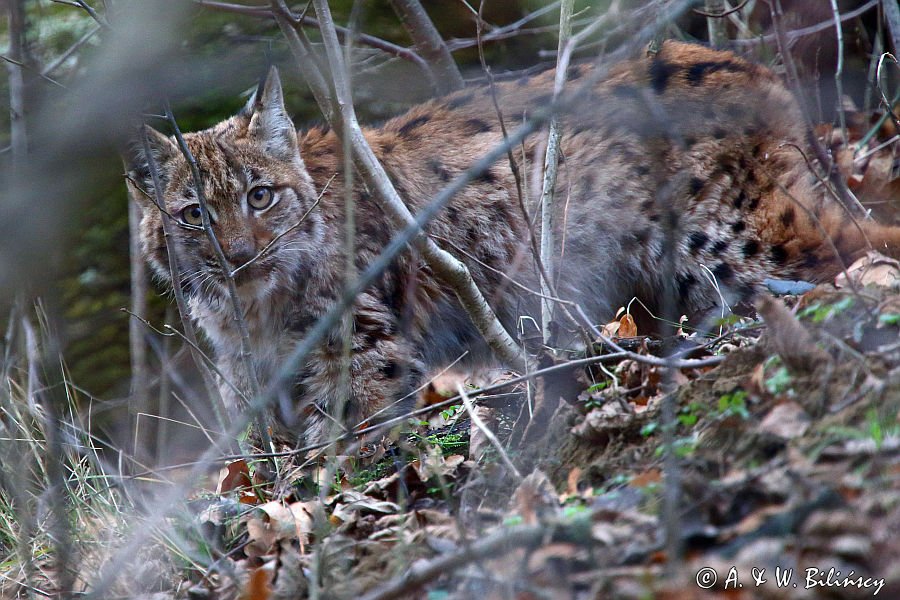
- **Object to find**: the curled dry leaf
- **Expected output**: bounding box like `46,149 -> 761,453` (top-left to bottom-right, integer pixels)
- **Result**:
244,501 -> 315,559
618,312 -> 638,338
758,401 -> 811,440
834,251 -> 900,289
509,470 -> 559,525
217,459 -> 252,496
331,490 -> 400,525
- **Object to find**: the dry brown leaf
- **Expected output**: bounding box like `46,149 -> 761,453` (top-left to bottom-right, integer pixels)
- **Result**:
510,470 -> 558,525
834,251 -> 900,289
216,459 -> 259,504
758,401 -> 811,439
331,490 -> 400,525
239,567 -> 272,600
566,467 -> 582,497
618,313 -> 638,338
245,501 -> 315,559
629,468 -> 662,488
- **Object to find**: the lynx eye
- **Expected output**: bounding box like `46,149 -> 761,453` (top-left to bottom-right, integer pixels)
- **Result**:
248,186 -> 275,210
180,204 -> 204,226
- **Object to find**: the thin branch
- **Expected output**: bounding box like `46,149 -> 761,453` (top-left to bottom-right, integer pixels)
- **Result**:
539,0 -> 575,344
121,308 -> 250,405
388,0 -> 464,94
357,518 -> 607,600
0,54 -> 65,88
51,0 -> 110,28
883,0 -> 900,56
829,0 -> 848,143
876,53 -> 900,130
6,0 -> 28,163
703,0 -> 727,46
230,173 -> 334,278
692,0 -> 748,18
127,181 -> 150,456
732,0 -> 878,47
163,103 -> 277,458
195,0 -> 436,88
458,383 -> 522,481
309,0 -> 528,371
42,23 -> 101,77
135,131 -> 231,436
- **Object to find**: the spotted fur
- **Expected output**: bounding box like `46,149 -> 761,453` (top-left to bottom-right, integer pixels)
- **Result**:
127,41 -> 900,443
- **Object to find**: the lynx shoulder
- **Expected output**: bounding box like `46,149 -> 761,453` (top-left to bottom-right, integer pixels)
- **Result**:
127,41 -> 900,442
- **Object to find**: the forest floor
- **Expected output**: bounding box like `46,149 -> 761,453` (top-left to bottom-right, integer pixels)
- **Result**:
136,255 -> 900,600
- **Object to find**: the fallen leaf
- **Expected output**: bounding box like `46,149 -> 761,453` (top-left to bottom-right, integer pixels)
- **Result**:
618,313 -> 638,338
217,460 -> 252,496
239,567 -> 272,600
835,252 -> 900,289
758,401 -> 810,439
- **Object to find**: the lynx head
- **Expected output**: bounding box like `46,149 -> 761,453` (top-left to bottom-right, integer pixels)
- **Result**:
126,67 -> 322,307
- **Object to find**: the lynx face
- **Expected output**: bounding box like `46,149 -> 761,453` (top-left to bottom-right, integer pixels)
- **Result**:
127,70 -> 322,309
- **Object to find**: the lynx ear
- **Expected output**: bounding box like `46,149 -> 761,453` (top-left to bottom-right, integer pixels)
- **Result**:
244,67 -> 299,160
125,125 -> 178,211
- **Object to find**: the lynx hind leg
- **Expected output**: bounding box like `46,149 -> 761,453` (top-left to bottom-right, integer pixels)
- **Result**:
298,333 -> 426,445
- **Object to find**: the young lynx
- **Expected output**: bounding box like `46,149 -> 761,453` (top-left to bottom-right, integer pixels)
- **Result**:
128,41 -> 900,443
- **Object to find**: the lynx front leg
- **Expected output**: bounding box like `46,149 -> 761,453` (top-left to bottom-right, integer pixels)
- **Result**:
296,317 -> 425,445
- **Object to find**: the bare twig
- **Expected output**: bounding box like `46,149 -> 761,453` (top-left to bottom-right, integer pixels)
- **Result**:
538,0 -> 575,344
164,103 -> 277,459
703,0 -> 727,46
357,516 -> 597,600
458,383 -> 523,481
733,0 -> 878,47
51,0 -> 110,28
135,129 -> 231,436
42,23 -> 101,77
829,0 -> 848,143
309,0 -> 528,371
388,0 -> 464,94
883,0 -> 900,56
127,182 -> 149,456
692,0 -> 748,18
6,0 -> 28,163
876,53 -> 900,130
195,0 -> 436,88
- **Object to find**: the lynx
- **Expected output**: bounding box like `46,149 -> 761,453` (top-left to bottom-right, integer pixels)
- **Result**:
127,41 -> 900,443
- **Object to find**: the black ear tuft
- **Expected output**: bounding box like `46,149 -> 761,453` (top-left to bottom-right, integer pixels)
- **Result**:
241,67 -> 272,116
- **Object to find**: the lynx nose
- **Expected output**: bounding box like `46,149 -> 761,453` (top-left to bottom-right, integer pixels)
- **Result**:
225,238 -> 256,267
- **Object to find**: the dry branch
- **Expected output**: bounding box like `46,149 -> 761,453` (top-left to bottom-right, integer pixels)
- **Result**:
388,0 -> 464,94
6,0 -> 28,163
306,0 -> 529,371
196,0 -> 437,89
538,0 -> 574,344
883,0 -> 900,56
135,130 -> 232,435
359,515 -> 599,600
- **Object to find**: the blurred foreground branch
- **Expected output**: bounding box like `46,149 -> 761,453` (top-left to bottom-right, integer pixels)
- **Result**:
301,0 -> 529,371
